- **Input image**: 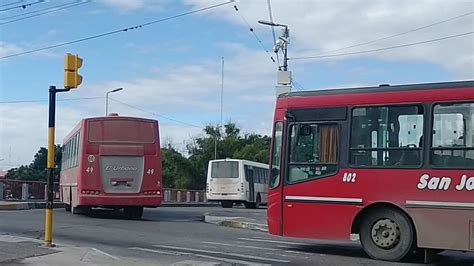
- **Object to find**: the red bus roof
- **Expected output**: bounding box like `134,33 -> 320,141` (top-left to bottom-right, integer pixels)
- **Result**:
276,80 -> 474,110
62,116 -> 158,143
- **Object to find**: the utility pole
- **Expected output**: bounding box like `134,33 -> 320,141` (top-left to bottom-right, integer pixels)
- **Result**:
214,57 -> 225,160
258,20 -> 291,95
44,53 -> 83,247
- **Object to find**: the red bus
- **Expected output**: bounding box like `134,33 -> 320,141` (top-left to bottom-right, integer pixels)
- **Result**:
60,114 -> 162,219
268,80 -> 474,261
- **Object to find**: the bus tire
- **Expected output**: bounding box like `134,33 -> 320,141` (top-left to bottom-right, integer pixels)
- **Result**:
72,205 -> 91,215
254,193 -> 261,209
124,207 -> 143,219
360,208 -> 415,262
65,204 -> 71,212
221,201 -> 233,208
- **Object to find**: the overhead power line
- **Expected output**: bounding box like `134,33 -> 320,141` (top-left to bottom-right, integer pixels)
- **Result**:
290,31 -> 474,60
0,1 -> 25,8
109,98 -> 203,129
0,0 -> 91,25
266,0 -> 280,66
314,10 -> 474,55
233,5 -> 271,56
0,96 -> 103,104
0,0 -> 235,60
232,4 -> 303,91
0,0 -> 44,12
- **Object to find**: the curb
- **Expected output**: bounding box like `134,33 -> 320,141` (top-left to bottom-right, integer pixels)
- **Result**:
204,215 -> 268,232
161,202 -> 220,207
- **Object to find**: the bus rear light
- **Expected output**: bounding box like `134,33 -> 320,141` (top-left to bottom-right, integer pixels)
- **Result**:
144,190 -> 160,195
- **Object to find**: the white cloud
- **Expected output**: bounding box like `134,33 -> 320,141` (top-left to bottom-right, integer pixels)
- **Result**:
0,42 -> 23,58
98,0 -> 168,12
0,45 -> 278,168
184,0 -> 474,78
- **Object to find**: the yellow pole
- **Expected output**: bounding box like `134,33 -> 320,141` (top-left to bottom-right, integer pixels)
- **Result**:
44,86 -> 56,247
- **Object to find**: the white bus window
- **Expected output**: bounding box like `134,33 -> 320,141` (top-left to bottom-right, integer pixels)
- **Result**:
431,102 -> 474,168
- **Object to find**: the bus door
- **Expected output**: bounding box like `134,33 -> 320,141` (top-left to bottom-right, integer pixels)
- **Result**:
282,122 -> 342,238
268,122 -> 284,235
245,166 -> 255,202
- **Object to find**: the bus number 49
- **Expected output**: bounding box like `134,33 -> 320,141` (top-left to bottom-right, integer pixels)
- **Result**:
342,172 -> 356,183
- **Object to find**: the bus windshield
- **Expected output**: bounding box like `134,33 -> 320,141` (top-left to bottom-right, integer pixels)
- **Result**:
88,119 -> 156,143
211,161 -> 239,178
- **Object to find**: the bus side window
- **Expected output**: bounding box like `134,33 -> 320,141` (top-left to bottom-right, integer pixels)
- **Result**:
350,105 -> 423,167
431,103 -> 474,168
288,123 -> 339,183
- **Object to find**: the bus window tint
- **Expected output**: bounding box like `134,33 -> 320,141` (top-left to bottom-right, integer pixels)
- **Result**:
431,102 -> 474,168
270,122 -> 283,189
350,105 -> 423,167
288,124 -> 338,183
88,120 -> 156,143
211,161 -> 239,178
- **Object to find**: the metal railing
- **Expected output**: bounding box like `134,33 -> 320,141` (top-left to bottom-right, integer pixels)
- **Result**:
0,179 -> 207,203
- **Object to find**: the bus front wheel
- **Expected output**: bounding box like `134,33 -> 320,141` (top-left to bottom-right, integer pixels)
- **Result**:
359,208 -> 415,262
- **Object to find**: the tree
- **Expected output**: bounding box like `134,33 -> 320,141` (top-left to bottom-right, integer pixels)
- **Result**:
185,122 -> 271,190
161,147 -> 193,189
5,145 -> 62,181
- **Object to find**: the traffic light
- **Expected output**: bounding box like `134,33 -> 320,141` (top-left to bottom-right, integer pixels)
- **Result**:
64,53 -> 83,89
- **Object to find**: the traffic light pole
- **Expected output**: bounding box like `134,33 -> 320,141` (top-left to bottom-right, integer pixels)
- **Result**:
44,85 -> 70,247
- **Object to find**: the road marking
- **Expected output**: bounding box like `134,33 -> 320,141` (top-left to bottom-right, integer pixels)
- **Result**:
190,253 -> 271,265
133,246 -> 270,265
91,248 -> 119,260
152,244 -> 290,263
129,247 -> 182,256
239,237 -> 309,245
202,241 -> 279,251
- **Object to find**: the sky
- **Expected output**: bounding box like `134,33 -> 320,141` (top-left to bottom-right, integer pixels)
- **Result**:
0,0 -> 473,169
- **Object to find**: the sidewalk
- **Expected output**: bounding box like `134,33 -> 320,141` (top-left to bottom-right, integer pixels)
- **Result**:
0,234 -> 157,266
203,208 -> 268,232
0,201 -> 64,210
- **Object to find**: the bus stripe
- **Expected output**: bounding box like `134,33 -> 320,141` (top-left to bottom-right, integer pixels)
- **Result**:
285,196 -> 363,205
406,200 -> 474,210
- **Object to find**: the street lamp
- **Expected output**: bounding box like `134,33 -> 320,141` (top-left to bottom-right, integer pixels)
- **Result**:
105,88 -> 123,115
258,20 -> 289,71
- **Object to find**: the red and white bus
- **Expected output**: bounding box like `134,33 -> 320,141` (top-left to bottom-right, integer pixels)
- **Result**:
268,80 -> 474,261
60,114 -> 162,219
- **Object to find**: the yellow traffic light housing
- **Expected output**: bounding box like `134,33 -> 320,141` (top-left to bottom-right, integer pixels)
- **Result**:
64,53 -> 83,89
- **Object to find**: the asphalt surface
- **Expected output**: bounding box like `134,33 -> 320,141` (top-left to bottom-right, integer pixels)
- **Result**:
0,206 -> 473,265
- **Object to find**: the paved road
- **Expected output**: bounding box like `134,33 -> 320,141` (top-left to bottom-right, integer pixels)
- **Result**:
1,207 -> 473,265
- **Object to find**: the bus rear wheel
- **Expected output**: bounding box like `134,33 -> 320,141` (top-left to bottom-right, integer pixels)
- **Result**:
221,201 -> 233,208
360,208 -> 415,262
124,207 -> 143,219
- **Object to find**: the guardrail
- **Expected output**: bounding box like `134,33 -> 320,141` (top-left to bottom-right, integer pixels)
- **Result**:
0,179 -> 59,200
0,179 -> 207,203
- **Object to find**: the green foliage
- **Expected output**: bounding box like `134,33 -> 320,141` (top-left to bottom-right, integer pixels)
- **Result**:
5,145 -> 62,181
161,147 -> 193,189
182,122 -> 270,190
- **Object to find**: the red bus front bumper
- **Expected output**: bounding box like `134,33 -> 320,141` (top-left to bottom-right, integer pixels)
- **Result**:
78,195 -> 162,207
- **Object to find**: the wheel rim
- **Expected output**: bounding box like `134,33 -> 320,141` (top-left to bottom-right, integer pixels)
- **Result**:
371,218 -> 401,249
